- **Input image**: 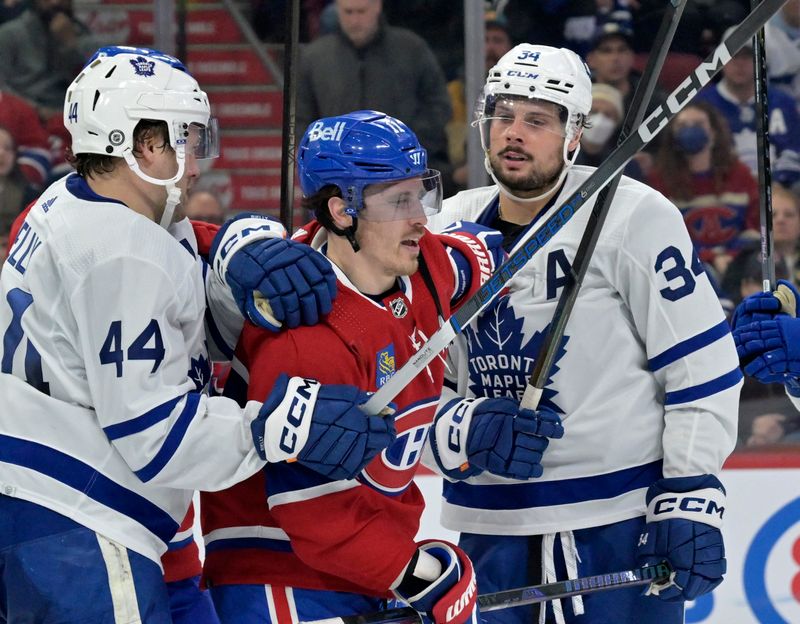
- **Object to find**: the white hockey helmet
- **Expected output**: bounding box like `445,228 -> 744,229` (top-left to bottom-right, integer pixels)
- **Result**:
65,46 -> 218,160
64,46 -> 219,227
479,44 -> 592,139
476,44 -> 593,202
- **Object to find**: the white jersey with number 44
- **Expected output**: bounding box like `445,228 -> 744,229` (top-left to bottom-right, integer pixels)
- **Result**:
0,174 -> 264,565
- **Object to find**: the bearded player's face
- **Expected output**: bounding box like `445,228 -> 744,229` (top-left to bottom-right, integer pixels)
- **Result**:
486,98 -> 577,199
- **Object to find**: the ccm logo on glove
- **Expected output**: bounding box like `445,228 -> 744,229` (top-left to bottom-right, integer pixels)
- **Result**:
647,488 -> 725,528
265,376 -> 318,460
278,378 -> 317,454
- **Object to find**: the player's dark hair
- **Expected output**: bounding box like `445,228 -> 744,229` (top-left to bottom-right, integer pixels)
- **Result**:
69,120 -> 171,178
301,184 -> 361,251
301,185 -> 344,232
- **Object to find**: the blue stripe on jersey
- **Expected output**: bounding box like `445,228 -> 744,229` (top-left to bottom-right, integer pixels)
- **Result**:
167,535 -> 195,550
443,460 -> 663,510
0,434 -> 178,543
204,536 -> 293,554
205,305 -> 234,360
178,238 -> 197,259
104,395 -> 182,441
135,393 -> 202,482
65,173 -> 127,206
266,461 -> 333,498
648,320 -> 731,372
664,367 -> 743,405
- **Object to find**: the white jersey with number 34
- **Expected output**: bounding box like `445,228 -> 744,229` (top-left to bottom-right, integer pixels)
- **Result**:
424,165 -> 741,535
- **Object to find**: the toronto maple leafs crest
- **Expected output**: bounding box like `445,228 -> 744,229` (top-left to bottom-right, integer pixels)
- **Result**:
188,353 -> 211,391
464,295 -> 567,412
130,56 -> 156,77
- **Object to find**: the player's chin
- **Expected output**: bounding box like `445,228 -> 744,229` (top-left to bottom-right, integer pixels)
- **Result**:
393,254 -> 419,277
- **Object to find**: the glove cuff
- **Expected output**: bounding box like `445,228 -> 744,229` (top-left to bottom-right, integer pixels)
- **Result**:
260,376 -> 320,462
429,397 -> 486,480
210,213 -> 286,286
645,475 -> 726,529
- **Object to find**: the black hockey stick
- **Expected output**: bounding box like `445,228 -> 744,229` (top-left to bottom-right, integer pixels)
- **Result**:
279,0 -> 300,230
520,0 -> 687,410
360,0 -> 787,416
300,562 -> 671,624
752,0 -> 776,290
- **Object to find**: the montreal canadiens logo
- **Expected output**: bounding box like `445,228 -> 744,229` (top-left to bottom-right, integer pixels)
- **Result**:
389,297 -> 408,318
743,497 -> 800,623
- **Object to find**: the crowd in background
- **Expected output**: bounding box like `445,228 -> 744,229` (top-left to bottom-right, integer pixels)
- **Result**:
2,0 -> 800,446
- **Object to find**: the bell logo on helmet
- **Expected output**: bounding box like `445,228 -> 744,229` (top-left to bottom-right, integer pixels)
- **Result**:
129,56 -> 156,77
307,120 -> 346,142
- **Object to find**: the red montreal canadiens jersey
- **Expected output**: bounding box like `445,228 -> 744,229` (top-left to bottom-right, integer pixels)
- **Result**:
201,220 -> 495,596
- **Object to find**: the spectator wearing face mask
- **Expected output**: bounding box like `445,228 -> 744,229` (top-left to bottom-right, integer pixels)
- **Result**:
648,101 -> 759,279
576,83 -> 647,180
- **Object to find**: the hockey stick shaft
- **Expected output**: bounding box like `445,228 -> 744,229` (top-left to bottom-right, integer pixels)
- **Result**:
279,0 -> 300,231
521,0 -> 687,409
361,0 -> 787,416
752,0 -> 776,290
300,563 -> 671,624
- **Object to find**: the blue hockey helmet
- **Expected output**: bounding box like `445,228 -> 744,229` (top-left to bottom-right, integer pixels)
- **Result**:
298,110 -> 441,220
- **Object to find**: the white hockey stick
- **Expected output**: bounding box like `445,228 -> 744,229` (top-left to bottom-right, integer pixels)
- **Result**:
361,0 -> 789,416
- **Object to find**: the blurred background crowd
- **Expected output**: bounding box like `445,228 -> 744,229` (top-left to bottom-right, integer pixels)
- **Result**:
2,0 -> 800,449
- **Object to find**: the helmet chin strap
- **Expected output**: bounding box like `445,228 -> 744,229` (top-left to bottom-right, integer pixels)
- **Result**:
485,136 -> 582,204
123,145 -> 186,229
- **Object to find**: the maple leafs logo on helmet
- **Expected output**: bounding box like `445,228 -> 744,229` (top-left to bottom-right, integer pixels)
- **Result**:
129,56 -> 156,77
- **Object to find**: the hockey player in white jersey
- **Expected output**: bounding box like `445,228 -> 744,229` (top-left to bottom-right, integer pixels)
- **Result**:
424,44 -> 741,623
0,46 -> 395,623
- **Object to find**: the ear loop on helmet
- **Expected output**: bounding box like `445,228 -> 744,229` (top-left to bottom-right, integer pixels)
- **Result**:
479,116 -> 583,204
333,186 -> 362,253
123,137 -> 187,229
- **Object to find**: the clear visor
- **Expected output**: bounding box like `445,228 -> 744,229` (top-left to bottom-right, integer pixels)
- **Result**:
175,118 -> 220,160
476,94 -> 569,148
358,170 -> 442,222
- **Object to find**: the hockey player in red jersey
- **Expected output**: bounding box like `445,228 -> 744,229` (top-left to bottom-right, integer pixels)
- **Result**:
200,110 -> 565,624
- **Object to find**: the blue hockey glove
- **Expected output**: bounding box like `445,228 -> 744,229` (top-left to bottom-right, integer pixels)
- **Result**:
734,315 -> 800,384
252,373 -> 396,480
731,279 -> 798,330
393,540 -> 479,624
429,397 -> 564,481
636,475 -> 726,602
225,238 -> 337,331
